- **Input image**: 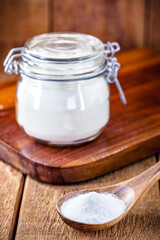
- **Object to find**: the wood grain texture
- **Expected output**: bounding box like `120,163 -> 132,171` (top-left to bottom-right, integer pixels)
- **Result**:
15,157 -> 160,239
0,49 -> 160,184
144,0 -> 160,51
52,0 -> 145,50
0,0 -> 160,89
0,0 -> 49,83
0,160 -> 24,240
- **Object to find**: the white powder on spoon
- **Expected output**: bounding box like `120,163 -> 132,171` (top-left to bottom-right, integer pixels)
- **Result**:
61,192 -> 126,224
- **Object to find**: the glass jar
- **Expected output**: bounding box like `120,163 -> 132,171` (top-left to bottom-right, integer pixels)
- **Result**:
4,33 -> 126,146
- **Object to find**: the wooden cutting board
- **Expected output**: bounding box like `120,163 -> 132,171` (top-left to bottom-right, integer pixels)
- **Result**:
0,49 -> 160,184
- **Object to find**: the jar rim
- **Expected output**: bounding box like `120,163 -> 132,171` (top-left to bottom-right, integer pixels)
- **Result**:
18,32 -> 107,81
19,64 -> 109,82
24,32 -> 105,63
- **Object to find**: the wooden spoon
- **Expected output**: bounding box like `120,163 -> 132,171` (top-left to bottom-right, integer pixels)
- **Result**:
57,160 -> 160,231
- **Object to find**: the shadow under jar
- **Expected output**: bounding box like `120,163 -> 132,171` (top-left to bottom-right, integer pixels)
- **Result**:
4,33 -> 126,146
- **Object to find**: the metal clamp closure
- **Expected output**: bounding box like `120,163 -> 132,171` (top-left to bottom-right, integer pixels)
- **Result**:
3,43 -> 127,105
104,42 -> 127,105
3,47 -> 24,74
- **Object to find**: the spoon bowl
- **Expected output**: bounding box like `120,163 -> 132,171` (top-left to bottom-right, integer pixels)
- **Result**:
57,185 -> 135,231
57,161 -> 160,231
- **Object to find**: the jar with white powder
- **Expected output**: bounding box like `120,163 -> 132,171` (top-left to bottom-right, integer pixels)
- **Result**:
4,33 -> 126,146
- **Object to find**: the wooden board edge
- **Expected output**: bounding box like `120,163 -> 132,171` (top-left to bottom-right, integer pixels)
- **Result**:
0,134 -> 160,184
0,141 -> 64,184
60,135 -> 160,183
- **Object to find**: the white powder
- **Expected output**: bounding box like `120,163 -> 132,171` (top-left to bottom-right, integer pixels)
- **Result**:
16,76 -> 109,145
61,192 -> 126,224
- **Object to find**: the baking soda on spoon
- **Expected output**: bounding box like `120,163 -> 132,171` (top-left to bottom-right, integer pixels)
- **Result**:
61,192 -> 126,224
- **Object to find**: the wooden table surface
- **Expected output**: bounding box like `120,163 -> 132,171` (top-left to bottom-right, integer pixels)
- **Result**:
0,155 -> 160,240
0,48 -> 160,239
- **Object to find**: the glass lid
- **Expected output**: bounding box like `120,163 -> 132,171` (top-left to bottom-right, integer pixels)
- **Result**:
24,33 -> 105,61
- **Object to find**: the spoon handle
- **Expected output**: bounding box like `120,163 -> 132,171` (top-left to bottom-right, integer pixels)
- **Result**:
123,160 -> 160,200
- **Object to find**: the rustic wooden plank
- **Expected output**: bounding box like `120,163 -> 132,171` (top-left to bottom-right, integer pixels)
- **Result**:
52,0 -> 145,50
144,0 -> 160,52
0,0 -> 49,84
15,156 -> 160,239
0,160 -> 24,240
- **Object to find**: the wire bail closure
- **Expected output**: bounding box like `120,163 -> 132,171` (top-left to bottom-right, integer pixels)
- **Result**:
3,42 -> 127,105
3,47 -> 24,75
104,42 -> 127,105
